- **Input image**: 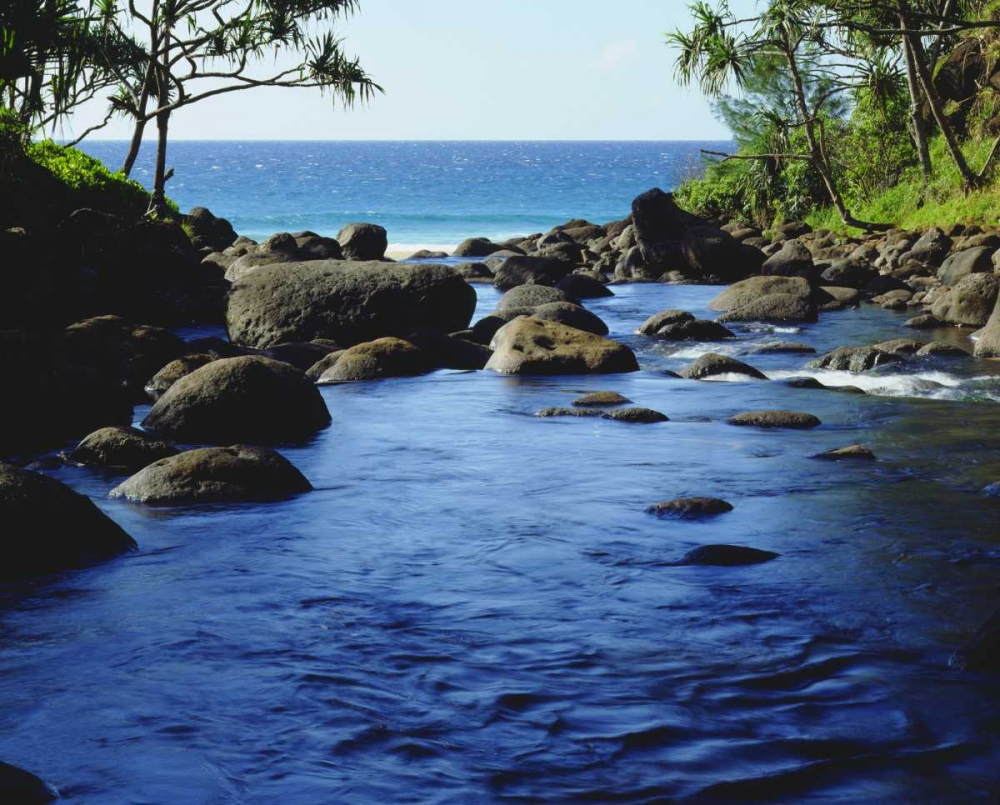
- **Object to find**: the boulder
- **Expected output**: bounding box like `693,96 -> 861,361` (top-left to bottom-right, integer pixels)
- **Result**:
973,293 -> 1000,358
601,407 -> 668,423
916,341 -> 969,357
727,410 -> 821,429
674,544 -> 779,566
812,444 -> 876,461
907,227 -> 951,264
294,234 -> 344,261
453,262 -> 494,282
405,327 -> 491,370
717,293 -> 818,324
761,240 -> 816,280
317,337 -> 431,382
184,206 -> 238,252
496,285 -> 573,310
752,341 -> 815,354
646,497 -> 733,518
453,237 -> 503,258
109,445 -> 311,504
905,313 -> 943,329
70,426 -> 178,471
776,221 -> 811,239
681,225 -> 763,281
708,275 -> 813,311
679,353 -> 767,381
820,258 -> 878,289
938,246 -> 994,285
950,607 -> 1000,672
336,222 -> 388,260
638,310 -> 694,334
406,249 -> 450,261
226,261 -> 476,349
556,273 -> 614,298
807,346 -> 902,372
630,188 -> 694,274
261,341 -> 339,372
535,407 -> 603,418
225,232 -> 302,282
493,256 -> 574,290
0,761 -> 58,804
819,286 -> 862,309
143,356 -> 330,444
0,463 -> 136,581
930,273 -> 999,327
872,338 -> 925,355
485,317 -> 639,375
145,354 -> 217,399
646,318 -> 735,341
572,391 -> 631,407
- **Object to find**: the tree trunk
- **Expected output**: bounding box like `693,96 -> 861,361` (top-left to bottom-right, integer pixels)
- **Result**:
785,45 -> 884,230
902,37 -> 932,179
896,0 -> 976,189
121,67 -> 156,177
150,22 -> 172,216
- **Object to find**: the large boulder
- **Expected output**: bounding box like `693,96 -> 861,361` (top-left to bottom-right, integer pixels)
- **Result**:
717,293 -> 818,324
224,232 -> 302,282
907,227 -> 951,265
0,463 -> 137,581
630,188 -> 695,274
0,761 -> 58,804
145,354 -> 218,399
820,258 -> 878,289
807,346 -> 903,372
142,356 -> 331,444
556,273 -> 613,298
761,240 -> 816,280
226,261 -> 477,349
317,337 -> 431,382
405,327 -> 491,370
708,275 -> 814,312
485,317 -> 639,375
70,426 -> 179,471
930,273 -> 999,326
643,317 -> 735,341
681,225 -> 763,282
453,237 -> 503,258
184,206 -> 238,252
336,222 -> 388,260
937,246 -> 995,285
488,302 -> 609,336
973,293 -> 1000,358
496,285 -> 573,310
492,256 -> 573,290
109,445 -> 311,504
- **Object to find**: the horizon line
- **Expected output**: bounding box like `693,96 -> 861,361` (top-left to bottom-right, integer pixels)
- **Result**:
73,137 -> 734,144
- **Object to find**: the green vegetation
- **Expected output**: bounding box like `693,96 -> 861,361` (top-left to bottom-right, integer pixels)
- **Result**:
669,1 -> 1000,233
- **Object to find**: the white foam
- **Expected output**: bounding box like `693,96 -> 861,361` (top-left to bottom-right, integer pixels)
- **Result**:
768,368 -> 982,400
667,344 -> 745,359
699,372 -> 767,383
741,323 -> 803,334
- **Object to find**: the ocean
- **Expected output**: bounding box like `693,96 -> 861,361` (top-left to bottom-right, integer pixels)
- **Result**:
78,140 -> 733,247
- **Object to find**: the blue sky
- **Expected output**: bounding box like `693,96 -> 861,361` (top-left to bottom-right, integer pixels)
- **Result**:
63,1 -> 751,141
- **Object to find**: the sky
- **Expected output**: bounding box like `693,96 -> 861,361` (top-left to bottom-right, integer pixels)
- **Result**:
62,1 -> 751,142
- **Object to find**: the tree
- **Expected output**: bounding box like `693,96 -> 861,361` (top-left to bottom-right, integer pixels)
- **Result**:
667,0 -> 904,230
93,0 -> 380,212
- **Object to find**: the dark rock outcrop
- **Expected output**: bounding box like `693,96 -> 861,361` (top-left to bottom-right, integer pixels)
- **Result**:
336,222 -> 388,261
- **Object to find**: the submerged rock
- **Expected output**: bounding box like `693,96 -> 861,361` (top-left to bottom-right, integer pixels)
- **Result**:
486,318 -> 639,375
143,356 -> 331,444
535,407 -> 603,418
70,427 -> 178,472
646,497 -> 734,518
110,445 -> 312,504
317,337 -> 431,382
950,607 -> 1000,672
812,444 -> 876,461
753,341 -> 816,354
679,353 -> 767,381
601,407 -> 668,423
674,544 -> 779,566
727,410 -> 821,429
807,346 -> 902,372
0,463 -> 136,581
572,391 -> 631,407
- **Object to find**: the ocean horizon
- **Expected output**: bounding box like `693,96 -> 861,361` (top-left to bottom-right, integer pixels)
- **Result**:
78,139 -> 734,247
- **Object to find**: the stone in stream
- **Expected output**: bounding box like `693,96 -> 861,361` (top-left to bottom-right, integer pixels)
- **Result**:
145,354 -> 218,399
453,236 -> 504,258
535,407 -> 603,418
0,761 -> 58,804
982,481 -> 1000,498
496,285 -> 573,310
727,410 -> 821,429
646,497 -> 734,519
644,318 -> 735,341
0,463 -> 137,581
950,606 -> 1000,672
812,444 -> 876,461
716,292 -> 819,324
143,356 -> 331,444
405,327 -> 491,370
226,261 -> 476,349
761,240 -> 816,280
486,318 -> 639,375
974,291 -> 1000,358
679,353 -> 767,381
674,544 -> 779,566
905,313 -> 943,329
70,426 -> 179,472
453,262 -> 494,282
752,341 -> 816,354
493,256 -> 574,290
807,346 -> 902,372
572,391 -> 631,407
557,273 -> 614,298
109,445 -> 312,504
405,249 -> 450,261
261,341 -> 340,372
638,309 -> 693,334
317,337 -> 431,382
916,342 -> 970,357
871,338 -> 925,355
931,273 -> 999,327
601,407 -> 668,423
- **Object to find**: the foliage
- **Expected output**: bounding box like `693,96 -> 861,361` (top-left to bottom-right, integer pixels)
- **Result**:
26,138 -> 172,216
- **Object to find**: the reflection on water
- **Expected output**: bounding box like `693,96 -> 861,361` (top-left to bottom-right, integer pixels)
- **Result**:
1,284 -> 999,802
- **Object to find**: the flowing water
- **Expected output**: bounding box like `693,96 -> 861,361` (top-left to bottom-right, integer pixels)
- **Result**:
2,284 -> 1000,803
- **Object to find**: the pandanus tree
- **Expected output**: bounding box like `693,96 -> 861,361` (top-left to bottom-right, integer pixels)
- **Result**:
668,0 -> 907,230
89,0 -> 381,213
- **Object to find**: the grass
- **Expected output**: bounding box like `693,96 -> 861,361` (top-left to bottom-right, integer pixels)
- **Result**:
806,136 -> 1000,235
